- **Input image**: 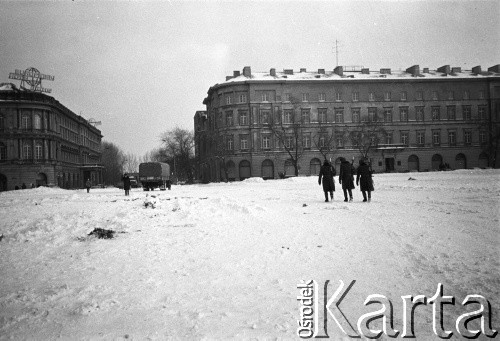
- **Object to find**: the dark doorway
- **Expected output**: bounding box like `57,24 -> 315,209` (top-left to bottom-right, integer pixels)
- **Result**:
0,173 -> 7,191
385,158 -> 395,172
36,173 -> 47,187
83,171 -> 91,185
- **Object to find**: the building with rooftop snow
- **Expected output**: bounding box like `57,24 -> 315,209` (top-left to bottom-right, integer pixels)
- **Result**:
195,64 -> 500,182
0,83 -> 103,191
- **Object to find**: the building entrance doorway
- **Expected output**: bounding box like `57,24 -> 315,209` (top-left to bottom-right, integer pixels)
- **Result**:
36,173 -> 47,187
385,158 -> 395,172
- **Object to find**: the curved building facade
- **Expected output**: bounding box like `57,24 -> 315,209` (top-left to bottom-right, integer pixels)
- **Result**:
0,83 -> 103,191
195,64 -> 500,182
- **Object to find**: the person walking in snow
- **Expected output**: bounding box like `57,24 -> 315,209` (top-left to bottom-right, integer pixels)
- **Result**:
318,160 -> 336,202
122,173 -> 131,196
356,159 -> 374,202
339,157 -> 355,202
85,179 -> 92,193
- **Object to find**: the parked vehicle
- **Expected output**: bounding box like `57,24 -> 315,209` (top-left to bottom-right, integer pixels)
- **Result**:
139,162 -> 171,191
128,174 -> 139,188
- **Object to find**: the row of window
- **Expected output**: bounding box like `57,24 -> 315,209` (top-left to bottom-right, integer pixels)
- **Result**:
218,89 -> 487,105
0,141 -> 96,164
206,105 -> 488,128
210,129 -> 487,152
0,110 -> 100,139
0,113 -> 101,151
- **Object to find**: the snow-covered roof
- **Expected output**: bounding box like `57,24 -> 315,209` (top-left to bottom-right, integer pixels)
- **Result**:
220,65 -> 500,85
0,82 -> 19,91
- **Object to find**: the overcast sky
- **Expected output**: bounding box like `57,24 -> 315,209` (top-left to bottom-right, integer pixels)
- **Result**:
1,0 -> 499,157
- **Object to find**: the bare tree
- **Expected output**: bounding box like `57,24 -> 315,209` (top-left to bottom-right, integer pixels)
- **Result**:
141,148 -> 167,163
312,121 -> 350,162
348,114 -> 387,159
123,153 -> 139,174
270,96 -> 305,176
160,127 -> 195,182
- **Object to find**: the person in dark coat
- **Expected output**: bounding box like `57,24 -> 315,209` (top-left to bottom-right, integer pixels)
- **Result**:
85,179 -> 92,193
339,157 -> 355,202
318,160 -> 336,202
356,159 -> 374,202
122,173 -> 131,196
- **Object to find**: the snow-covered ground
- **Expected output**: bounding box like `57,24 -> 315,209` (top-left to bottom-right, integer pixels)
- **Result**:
0,169 -> 499,340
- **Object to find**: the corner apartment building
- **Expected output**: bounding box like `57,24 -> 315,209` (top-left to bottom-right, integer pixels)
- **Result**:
0,83 -> 103,191
195,64 -> 500,182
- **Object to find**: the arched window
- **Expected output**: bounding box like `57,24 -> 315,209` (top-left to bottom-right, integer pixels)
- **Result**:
261,159 -> 274,179
431,154 -> 443,170
478,152 -> 489,168
0,142 -> 6,160
309,158 -> 321,176
408,155 -> 419,172
455,153 -> 466,169
284,159 -> 295,176
23,144 -> 32,159
239,160 -> 251,180
34,114 -> 42,130
34,142 -> 43,160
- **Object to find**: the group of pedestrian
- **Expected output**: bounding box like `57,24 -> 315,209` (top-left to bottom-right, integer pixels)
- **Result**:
85,174 -> 131,196
14,183 -> 36,190
318,157 -> 374,203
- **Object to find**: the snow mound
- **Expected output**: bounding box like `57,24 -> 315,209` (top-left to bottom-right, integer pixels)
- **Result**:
242,177 -> 266,183
283,176 -> 313,183
0,186 -> 69,198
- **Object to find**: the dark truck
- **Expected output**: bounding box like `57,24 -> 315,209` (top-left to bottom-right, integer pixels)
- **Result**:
139,162 -> 171,191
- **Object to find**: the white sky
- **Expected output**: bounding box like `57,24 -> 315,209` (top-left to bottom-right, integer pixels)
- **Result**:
1,0 -> 499,156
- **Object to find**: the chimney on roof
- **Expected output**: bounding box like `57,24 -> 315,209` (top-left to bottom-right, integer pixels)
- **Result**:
472,66 -> 482,74
300,68 -> 307,73
233,70 -> 240,77
437,65 -> 451,74
361,68 -> 370,74
243,66 -> 252,77
423,68 -> 429,73
488,64 -> 500,73
380,68 -> 391,74
270,68 -> 276,77
451,67 -> 461,74
405,65 -> 420,76
284,69 -> 294,75
318,69 -> 325,74
334,66 -> 343,76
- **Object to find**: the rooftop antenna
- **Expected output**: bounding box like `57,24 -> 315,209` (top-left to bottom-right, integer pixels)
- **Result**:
333,40 -> 342,67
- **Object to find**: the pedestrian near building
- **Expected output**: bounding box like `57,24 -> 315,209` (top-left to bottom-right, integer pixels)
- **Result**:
85,179 -> 92,193
356,159 -> 374,202
318,160 -> 336,202
21,183 -> 26,189
122,173 -> 131,196
339,157 -> 355,202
